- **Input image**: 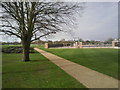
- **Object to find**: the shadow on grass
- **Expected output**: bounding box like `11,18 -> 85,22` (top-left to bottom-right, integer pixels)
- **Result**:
30,60 -> 50,62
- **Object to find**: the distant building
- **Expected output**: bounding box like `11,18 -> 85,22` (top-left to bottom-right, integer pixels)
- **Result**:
112,39 -> 120,47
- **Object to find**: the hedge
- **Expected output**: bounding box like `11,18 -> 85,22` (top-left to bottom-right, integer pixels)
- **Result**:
2,46 -> 34,53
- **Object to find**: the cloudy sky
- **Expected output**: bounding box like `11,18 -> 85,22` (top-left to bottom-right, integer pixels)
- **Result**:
1,2 -> 118,42
47,2 -> 118,41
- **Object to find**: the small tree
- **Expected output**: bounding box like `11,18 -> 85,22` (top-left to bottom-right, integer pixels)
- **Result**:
0,2 -> 84,61
105,38 -> 114,44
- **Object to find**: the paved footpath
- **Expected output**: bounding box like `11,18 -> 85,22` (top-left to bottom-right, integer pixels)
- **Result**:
34,48 -> 119,88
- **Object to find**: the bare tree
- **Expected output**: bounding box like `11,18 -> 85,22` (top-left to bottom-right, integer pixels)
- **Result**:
0,2 -> 84,61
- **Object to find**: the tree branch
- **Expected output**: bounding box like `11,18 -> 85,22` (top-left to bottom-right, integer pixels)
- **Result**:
31,31 -> 56,42
0,29 -> 21,39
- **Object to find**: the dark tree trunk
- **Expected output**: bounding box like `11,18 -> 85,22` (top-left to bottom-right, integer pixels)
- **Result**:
22,37 -> 31,62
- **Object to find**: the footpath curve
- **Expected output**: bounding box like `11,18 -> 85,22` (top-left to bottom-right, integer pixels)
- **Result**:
34,48 -> 118,89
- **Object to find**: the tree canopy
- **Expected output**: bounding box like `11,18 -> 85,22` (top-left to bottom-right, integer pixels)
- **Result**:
0,2 -> 84,42
0,2 -> 84,61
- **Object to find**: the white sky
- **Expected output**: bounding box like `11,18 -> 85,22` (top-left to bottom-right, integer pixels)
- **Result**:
47,2 -> 118,41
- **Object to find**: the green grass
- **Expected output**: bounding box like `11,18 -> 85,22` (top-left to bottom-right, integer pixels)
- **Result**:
2,53 -> 86,88
1,45 -> 22,48
39,48 -> 118,79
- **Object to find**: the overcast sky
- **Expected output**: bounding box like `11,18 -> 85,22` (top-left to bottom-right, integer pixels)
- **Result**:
1,2 -> 118,42
47,2 -> 118,41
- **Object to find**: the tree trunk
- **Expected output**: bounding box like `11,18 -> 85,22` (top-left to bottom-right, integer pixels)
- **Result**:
22,40 -> 31,62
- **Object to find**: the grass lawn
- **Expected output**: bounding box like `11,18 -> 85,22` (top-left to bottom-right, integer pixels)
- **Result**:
40,48 -> 118,79
2,53 -> 86,88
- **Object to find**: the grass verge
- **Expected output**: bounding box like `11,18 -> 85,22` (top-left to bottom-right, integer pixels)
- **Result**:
2,53 -> 86,88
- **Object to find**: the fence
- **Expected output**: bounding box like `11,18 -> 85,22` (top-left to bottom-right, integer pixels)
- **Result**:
45,43 -> 71,48
44,41 -> 119,48
82,44 -> 112,48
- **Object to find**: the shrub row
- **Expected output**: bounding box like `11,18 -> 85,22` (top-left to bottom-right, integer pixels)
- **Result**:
2,46 -> 35,53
